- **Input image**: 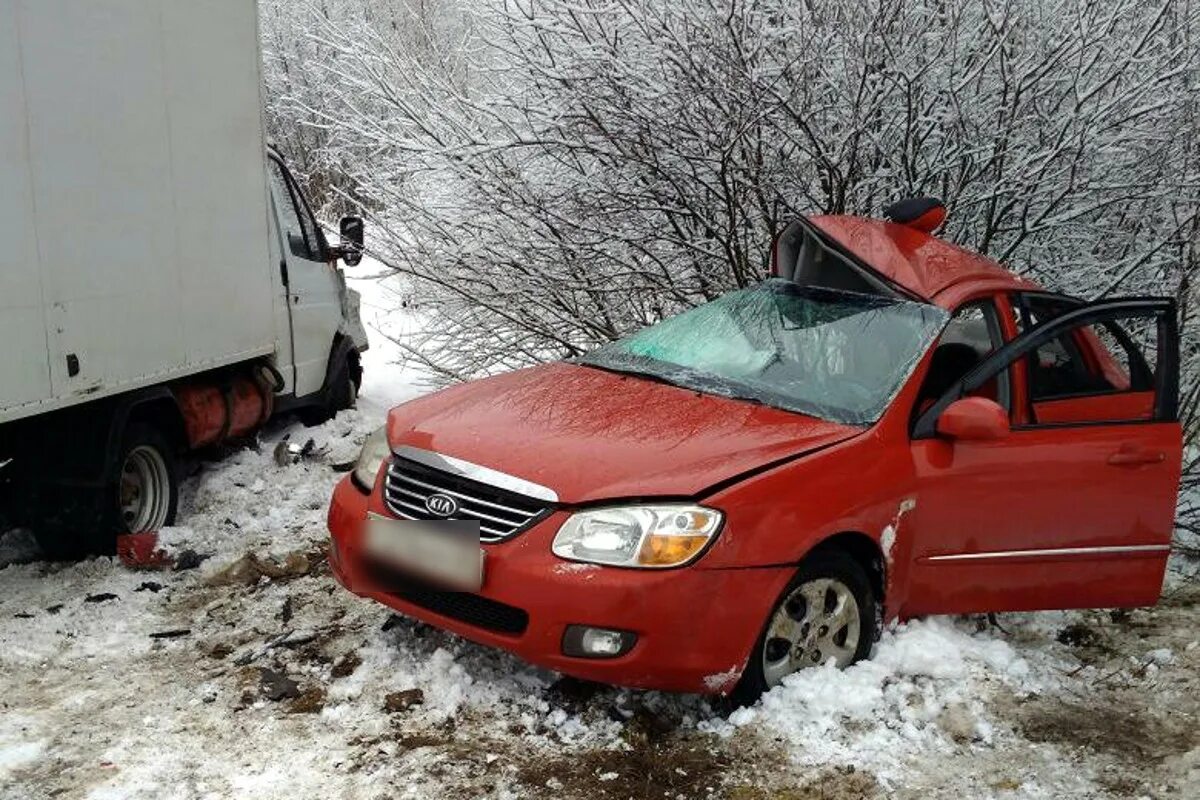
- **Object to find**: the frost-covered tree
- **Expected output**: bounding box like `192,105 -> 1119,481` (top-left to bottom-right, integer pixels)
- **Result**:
262,0 -> 1200,538
260,0 -> 475,215
268,0 -> 1198,368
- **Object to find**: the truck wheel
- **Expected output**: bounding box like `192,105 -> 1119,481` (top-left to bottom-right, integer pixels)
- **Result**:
300,353 -> 358,426
113,423 -> 178,534
32,422 -> 179,560
730,550 -> 878,708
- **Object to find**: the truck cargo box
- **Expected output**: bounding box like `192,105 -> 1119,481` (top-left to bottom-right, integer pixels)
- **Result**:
0,0 -> 278,424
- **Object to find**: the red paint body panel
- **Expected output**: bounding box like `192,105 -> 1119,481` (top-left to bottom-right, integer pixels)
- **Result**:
386,361 -> 862,503
329,214 -> 1182,695
904,421 -> 1180,615
328,475 -> 789,693
1033,391 -> 1155,424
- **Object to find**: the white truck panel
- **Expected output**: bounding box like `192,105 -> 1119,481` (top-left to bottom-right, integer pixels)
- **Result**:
160,2 -> 277,367
0,0 -> 277,424
0,2 -> 53,412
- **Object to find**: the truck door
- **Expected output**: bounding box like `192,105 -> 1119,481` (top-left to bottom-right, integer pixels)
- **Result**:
266,156 -> 341,398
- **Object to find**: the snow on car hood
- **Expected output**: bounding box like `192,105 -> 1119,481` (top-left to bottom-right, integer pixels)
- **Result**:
386,362 -> 863,504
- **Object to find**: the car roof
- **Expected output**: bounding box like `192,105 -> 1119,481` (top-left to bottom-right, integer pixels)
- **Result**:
807,215 -> 1040,309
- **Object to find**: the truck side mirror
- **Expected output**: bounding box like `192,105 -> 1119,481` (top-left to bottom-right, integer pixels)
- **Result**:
339,215 -> 364,266
936,397 -> 1009,441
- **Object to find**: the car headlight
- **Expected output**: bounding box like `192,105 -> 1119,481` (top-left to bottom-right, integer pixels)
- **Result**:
551,505 -> 723,568
352,426 -> 390,490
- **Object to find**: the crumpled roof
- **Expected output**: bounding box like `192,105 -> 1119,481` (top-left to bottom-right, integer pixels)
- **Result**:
808,215 -> 1038,308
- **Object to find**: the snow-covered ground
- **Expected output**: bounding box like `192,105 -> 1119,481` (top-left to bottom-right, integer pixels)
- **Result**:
2,271 -> 1199,799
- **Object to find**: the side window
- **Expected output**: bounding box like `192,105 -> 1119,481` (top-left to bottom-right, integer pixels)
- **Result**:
1089,318 -> 1156,391
1015,294 -> 1156,409
915,300 -> 1007,414
268,159 -> 325,262
1022,312 -> 1162,425
1015,295 -> 1104,400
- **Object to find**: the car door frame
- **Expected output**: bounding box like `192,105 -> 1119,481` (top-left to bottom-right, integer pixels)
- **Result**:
901,296 -> 1180,616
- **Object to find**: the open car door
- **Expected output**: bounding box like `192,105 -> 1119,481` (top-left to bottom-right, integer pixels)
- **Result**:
902,297 -> 1182,615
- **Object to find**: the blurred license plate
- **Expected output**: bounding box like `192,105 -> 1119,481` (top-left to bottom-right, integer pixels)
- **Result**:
364,512 -> 482,590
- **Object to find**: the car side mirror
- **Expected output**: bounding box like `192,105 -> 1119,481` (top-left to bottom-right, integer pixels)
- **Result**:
338,215 -> 364,266
936,397 -> 1009,441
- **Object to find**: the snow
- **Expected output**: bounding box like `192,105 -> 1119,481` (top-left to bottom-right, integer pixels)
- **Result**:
702,667 -> 741,693
718,618 -> 1031,783
343,258 -> 432,414
0,715 -> 44,782
1,269 -> 1199,798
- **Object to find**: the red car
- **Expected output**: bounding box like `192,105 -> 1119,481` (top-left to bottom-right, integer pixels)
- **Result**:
327,199 -> 1181,703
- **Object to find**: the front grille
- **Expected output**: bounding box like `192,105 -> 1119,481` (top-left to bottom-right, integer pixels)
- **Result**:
383,456 -> 550,543
366,561 -> 529,636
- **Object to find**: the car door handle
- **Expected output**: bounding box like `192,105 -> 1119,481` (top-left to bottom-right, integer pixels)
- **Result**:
1107,448 -> 1165,466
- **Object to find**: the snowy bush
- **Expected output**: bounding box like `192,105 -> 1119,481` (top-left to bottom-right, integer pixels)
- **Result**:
261,0 -> 1200,538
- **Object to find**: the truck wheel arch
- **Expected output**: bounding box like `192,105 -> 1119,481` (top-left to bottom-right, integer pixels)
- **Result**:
327,334 -> 362,390
100,388 -> 187,480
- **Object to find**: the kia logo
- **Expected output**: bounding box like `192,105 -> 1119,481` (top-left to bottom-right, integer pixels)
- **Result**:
425,493 -> 459,517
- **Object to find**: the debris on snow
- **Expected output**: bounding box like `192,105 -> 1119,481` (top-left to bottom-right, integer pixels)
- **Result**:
383,688 -> 425,713
258,668 -> 302,702
172,548 -> 208,571
203,550 -> 316,587
147,629 -> 191,640
331,652 -> 362,679
288,688 -> 328,715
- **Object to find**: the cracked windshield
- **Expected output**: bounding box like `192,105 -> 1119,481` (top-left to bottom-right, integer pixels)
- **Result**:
581,278 -> 949,425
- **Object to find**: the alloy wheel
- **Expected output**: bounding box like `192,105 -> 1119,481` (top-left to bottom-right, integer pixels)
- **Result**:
761,577 -> 862,686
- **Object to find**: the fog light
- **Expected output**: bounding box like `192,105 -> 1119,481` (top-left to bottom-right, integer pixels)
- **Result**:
562,625 -> 637,659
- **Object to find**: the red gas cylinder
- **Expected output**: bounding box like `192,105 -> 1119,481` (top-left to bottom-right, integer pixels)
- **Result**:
174,375 -> 273,449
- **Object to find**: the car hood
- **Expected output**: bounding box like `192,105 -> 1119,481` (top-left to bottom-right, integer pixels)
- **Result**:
386,362 -> 863,504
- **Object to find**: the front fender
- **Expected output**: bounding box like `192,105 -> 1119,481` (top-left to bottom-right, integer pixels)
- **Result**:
695,430 -> 917,572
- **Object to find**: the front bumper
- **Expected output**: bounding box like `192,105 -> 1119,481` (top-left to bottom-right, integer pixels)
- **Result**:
326,474 -> 789,694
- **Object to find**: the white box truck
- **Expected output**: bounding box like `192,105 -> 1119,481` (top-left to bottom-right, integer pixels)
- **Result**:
0,0 -> 370,556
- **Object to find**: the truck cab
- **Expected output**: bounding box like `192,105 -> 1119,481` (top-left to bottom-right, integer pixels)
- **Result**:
265,148 -> 369,408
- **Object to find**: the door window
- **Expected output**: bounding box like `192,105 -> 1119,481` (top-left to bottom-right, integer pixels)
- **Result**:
268,158 -> 325,262
914,299 -> 1177,437
1027,314 -> 1159,425
1011,294 -> 1160,424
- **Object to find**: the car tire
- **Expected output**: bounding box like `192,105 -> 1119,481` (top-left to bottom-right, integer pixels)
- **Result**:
730,550 -> 878,708
33,422 -> 179,560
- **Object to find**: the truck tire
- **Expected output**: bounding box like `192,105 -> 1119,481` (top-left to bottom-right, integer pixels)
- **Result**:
300,351 -> 359,426
111,423 -> 179,534
33,422 -> 179,560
